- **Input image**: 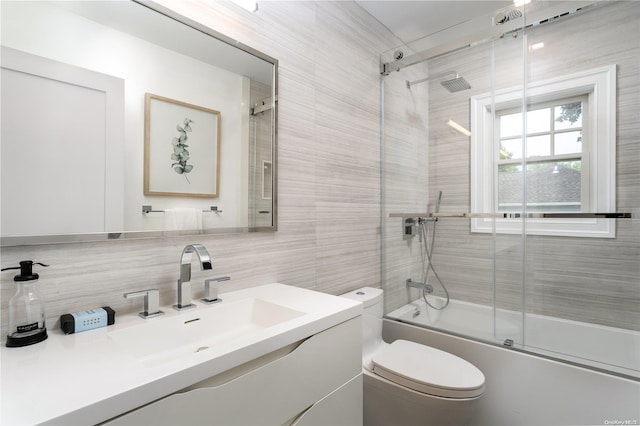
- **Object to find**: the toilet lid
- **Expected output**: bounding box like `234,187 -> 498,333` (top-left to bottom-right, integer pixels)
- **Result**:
371,340 -> 485,398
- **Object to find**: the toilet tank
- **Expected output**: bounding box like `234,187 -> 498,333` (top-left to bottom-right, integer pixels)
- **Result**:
341,287 -> 384,360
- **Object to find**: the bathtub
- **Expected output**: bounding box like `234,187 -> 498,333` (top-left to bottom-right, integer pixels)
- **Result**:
386,297 -> 640,379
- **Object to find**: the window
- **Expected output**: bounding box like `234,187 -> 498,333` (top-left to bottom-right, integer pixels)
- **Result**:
470,65 -> 616,238
497,96 -> 587,213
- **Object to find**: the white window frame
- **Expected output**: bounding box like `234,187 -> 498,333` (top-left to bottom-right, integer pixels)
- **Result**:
470,65 -> 616,238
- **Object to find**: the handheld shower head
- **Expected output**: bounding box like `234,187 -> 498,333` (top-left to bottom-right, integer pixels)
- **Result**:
440,75 -> 471,93
435,191 -> 443,213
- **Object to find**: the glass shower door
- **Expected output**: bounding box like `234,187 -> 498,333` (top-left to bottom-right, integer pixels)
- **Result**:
516,0 -> 639,377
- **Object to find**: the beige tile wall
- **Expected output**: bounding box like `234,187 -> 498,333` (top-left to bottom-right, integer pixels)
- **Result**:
0,1 -> 401,338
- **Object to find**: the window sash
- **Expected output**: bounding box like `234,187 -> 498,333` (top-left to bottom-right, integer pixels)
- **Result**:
495,95 -> 589,213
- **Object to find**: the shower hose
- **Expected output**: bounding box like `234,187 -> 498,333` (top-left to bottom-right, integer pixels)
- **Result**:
419,218 -> 450,310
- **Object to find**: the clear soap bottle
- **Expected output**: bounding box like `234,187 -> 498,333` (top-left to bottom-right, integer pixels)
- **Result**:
1,261 -> 49,347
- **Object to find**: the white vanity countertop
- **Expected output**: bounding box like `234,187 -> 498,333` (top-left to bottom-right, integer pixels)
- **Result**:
0,283 -> 363,426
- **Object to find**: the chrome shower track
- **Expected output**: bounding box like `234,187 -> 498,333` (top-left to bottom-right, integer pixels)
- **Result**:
381,0 -> 599,76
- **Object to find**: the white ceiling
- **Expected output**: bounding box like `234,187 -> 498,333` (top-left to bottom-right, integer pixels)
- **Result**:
355,1 -> 512,44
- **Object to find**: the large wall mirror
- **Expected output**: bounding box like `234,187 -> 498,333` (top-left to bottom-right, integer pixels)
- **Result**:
0,0 -> 277,246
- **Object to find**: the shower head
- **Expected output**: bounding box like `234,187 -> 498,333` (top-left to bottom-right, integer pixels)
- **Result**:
440,75 -> 471,93
406,71 -> 471,92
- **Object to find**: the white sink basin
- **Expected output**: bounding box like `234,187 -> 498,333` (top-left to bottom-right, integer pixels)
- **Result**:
109,298 -> 304,366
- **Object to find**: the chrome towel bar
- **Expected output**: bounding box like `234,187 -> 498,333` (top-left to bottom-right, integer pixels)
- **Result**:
142,205 -> 222,214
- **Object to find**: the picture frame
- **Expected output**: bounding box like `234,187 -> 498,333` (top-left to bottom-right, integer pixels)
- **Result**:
144,93 -> 221,197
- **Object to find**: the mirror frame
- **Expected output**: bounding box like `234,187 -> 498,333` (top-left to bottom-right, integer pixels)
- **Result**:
0,0 -> 278,246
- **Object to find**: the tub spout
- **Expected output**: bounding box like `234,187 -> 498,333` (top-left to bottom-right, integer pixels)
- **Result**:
406,278 -> 433,294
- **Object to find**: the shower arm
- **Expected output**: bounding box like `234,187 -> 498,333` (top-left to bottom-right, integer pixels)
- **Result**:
406,71 -> 458,89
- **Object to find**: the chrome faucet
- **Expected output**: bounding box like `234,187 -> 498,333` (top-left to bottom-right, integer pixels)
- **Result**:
124,289 -> 164,319
173,244 -> 212,310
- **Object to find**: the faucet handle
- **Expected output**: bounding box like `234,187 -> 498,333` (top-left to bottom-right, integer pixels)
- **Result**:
202,276 -> 230,304
124,289 -> 164,319
173,280 -> 196,311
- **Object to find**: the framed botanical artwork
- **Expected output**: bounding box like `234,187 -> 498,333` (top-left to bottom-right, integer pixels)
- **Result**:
144,93 -> 220,197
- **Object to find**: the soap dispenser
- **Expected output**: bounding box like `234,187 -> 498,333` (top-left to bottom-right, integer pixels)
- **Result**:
1,261 -> 49,347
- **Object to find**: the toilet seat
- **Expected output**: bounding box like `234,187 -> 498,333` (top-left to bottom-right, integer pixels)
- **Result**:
371,340 -> 485,399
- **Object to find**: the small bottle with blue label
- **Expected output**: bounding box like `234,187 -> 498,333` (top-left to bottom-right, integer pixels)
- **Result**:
1,261 -> 49,347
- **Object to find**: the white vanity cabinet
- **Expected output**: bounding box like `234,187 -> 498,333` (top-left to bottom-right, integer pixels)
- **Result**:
1,284 -> 363,425
103,317 -> 363,426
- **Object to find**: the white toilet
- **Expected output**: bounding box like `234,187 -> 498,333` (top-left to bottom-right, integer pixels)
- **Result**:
341,287 -> 485,426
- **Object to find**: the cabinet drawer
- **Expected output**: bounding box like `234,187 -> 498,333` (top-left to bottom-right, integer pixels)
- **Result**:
104,316 -> 362,426
290,374 -> 363,426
